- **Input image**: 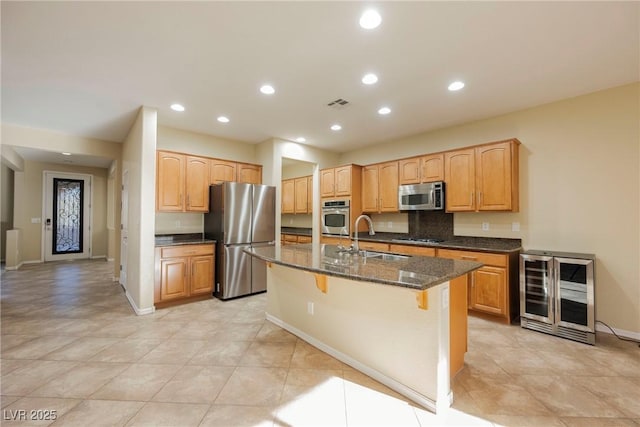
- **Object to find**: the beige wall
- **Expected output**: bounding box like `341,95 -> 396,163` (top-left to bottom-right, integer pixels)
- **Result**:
12,160 -> 109,261
122,107 -> 157,313
339,83 -> 640,334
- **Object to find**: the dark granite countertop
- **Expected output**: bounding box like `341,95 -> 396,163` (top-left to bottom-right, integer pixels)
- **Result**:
246,243 -> 482,290
353,232 -> 522,254
281,227 -> 312,236
155,233 -> 216,247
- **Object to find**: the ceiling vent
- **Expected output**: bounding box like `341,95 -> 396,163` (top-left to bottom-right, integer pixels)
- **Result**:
327,98 -> 350,109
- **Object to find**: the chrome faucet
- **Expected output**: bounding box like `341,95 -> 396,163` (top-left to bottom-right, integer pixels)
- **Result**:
353,214 -> 375,253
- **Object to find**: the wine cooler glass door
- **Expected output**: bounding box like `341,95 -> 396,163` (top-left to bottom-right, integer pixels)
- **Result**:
520,254 -> 554,323
554,257 -> 594,332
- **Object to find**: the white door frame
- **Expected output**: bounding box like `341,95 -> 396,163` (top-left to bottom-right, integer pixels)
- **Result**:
120,169 -> 128,289
42,171 -> 93,262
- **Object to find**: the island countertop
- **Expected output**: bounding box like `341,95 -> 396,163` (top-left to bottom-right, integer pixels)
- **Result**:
246,243 -> 482,290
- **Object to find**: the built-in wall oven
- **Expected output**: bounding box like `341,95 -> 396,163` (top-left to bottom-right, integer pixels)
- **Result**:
321,200 -> 349,236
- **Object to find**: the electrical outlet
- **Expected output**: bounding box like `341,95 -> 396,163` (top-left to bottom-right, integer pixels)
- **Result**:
387,221 -> 392,228
482,222 -> 490,231
307,302 -> 314,315
512,222 -> 520,232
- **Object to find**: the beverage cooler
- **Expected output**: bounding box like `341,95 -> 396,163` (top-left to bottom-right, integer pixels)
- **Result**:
520,250 -> 595,344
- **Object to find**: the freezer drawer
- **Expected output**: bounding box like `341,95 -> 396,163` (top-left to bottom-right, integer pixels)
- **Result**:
217,244 -> 252,299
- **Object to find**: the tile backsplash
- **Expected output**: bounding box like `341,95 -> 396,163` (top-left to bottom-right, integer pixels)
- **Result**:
155,213 -> 203,234
408,210 -> 454,240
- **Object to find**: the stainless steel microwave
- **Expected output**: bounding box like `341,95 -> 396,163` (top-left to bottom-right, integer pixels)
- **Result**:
321,199 -> 350,236
398,182 -> 445,211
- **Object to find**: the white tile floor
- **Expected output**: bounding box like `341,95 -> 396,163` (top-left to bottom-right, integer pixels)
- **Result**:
1,259 -> 639,426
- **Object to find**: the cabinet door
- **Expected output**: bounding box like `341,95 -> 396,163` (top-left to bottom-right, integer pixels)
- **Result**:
294,177 -> 309,214
190,255 -> 214,295
361,165 -> 379,212
378,161 -> 399,212
307,176 -> 313,213
476,142 -> 513,211
237,163 -> 262,184
157,151 -> 185,212
281,179 -> 295,214
420,154 -> 444,182
470,266 -> 507,316
210,159 -> 236,185
444,148 -> 475,212
334,166 -> 352,196
159,258 -> 189,300
320,169 -> 335,198
185,156 -> 209,212
398,158 -> 421,185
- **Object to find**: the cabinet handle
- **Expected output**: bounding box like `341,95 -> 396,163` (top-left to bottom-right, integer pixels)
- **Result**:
478,192 -> 482,206
180,193 -> 183,204
187,194 -> 190,206
470,191 -> 474,207
462,256 -> 478,261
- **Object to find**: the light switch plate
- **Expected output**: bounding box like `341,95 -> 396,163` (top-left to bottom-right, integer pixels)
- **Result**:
482,222 -> 489,231
512,222 -> 520,231
31,218 -> 41,224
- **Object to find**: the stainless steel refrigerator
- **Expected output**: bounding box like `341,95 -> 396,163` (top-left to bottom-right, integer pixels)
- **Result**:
204,182 -> 276,300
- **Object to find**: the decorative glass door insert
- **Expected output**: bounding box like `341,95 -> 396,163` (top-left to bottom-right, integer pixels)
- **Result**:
52,178 -> 84,254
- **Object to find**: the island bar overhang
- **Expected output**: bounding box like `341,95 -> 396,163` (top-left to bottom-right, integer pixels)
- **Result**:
252,244 -> 481,414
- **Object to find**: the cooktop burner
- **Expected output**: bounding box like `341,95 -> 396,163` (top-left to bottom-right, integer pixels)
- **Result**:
393,237 -> 444,244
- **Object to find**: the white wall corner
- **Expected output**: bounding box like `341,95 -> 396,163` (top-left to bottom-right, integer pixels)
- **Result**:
125,289 -> 155,316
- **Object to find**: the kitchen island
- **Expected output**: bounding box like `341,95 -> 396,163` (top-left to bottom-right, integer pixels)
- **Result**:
245,243 -> 482,413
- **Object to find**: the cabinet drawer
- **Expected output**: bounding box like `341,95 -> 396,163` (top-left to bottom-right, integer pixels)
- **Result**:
282,234 -> 299,243
297,235 -> 312,243
389,244 -> 436,257
160,244 -> 214,258
437,248 -> 507,267
358,241 -> 390,252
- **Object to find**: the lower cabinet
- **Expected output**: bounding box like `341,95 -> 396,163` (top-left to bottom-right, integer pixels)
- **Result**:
281,234 -> 312,245
154,244 -> 215,305
436,248 -> 519,323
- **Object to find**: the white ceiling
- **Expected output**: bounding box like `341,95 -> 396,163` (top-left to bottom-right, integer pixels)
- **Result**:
2,1 -> 639,166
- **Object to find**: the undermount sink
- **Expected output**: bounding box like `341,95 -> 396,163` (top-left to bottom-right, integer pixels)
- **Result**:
360,251 -> 410,261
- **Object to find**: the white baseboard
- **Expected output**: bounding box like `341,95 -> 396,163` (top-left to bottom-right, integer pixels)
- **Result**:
23,260 -> 42,264
5,262 -> 23,271
125,290 -> 155,316
266,313 -> 446,413
107,258 -> 115,262
596,323 -> 640,341
90,255 -> 107,260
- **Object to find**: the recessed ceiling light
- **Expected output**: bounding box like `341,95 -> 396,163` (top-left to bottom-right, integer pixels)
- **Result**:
361,73 -> 378,85
295,137 -> 306,143
378,107 -> 391,115
61,152 -> 71,156
330,124 -> 342,131
170,103 -> 185,112
448,81 -> 465,91
260,84 -> 275,95
359,9 -> 381,29
217,116 -> 230,123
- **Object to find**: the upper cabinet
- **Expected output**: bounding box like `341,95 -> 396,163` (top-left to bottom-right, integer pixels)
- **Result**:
237,163 -> 262,184
210,159 -> 236,185
398,154 -> 444,185
157,150 -> 263,212
281,179 -> 295,214
185,156 -> 210,212
282,176 -> 312,214
157,151 -> 186,212
157,151 -> 210,212
444,139 -> 520,212
320,164 -> 361,199
362,161 -> 399,213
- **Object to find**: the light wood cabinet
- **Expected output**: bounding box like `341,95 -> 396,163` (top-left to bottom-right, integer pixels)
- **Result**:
157,151 -> 210,212
444,140 -> 519,212
362,161 -> 399,213
388,244 -> 436,257
157,151 -> 186,212
436,248 -> 518,323
154,244 -> 215,305
210,159 -> 236,185
398,154 -> 444,185
357,241 -> 389,252
185,156 -> 209,212
307,176 -> 313,213
320,165 -> 361,198
295,177 -> 309,214
237,163 -> 262,184
281,234 -> 313,245
281,179 -> 295,214
320,235 -> 351,246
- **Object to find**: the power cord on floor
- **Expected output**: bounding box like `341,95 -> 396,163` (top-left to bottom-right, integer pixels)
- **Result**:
596,320 -> 640,347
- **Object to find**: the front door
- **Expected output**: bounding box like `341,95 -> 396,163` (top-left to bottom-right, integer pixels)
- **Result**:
43,172 -> 92,261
